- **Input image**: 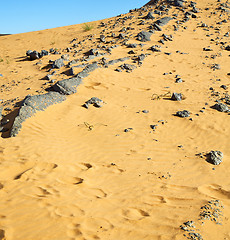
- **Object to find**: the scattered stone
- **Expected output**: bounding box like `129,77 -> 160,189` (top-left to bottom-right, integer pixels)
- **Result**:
120,63 -> 137,71
124,128 -> 133,132
150,124 -> 158,130
26,50 -> 48,60
175,78 -> 183,83
137,31 -> 153,42
207,150 -> 223,165
171,92 -> 182,101
212,102 -> 229,112
142,110 -> 149,113
0,74 -> 3,77
150,45 -> 161,52
176,110 -> 190,118
83,97 -> 103,109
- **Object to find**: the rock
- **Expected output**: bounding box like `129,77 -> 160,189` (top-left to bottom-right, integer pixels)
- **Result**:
124,128 -> 133,132
0,74 -> 3,77
107,57 -> 130,66
152,23 -> 162,31
120,64 -> 137,71
52,58 -> 65,68
171,92 -> 182,101
0,106 -> 3,120
225,45 -> 230,51
174,0 -> 184,7
100,35 -> 106,43
142,110 -> 149,113
212,103 -> 229,112
26,50 -> 48,60
175,78 -> 183,83
176,110 -> 190,118
127,43 -> 137,48
207,150 -> 223,165
137,54 -> 145,61
150,45 -> 161,52
76,63 -> 98,78
83,97 -> 103,109
27,50 -> 40,60
40,50 -> 49,57
128,50 -> 135,54
150,124 -> 158,130
53,77 -> 82,95
155,17 -> 173,27
203,47 -> 213,51
137,31 -> 153,42
10,92 -> 66,137
145,12 -> 155,19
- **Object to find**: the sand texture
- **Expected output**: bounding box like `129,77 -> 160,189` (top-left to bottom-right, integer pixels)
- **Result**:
0,0 -> 230,239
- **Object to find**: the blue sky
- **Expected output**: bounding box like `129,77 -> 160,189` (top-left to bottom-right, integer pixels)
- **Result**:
1,0 -> 148,34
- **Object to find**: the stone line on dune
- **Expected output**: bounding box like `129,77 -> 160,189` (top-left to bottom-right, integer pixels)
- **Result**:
8,0 -> 229,137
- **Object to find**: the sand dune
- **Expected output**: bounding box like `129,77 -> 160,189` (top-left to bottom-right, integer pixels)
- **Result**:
0,0 -> 230,239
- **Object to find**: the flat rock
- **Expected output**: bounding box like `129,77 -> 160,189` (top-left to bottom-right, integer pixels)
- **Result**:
52,58 -> 65,69
155,17 -> 173,26
53,77 -> 82,95
137,31 -> 153,42
10,92 -> 66,137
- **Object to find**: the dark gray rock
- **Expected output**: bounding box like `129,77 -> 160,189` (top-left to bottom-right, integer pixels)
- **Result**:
152,23 -> 162,31
0,105 -> 3,120
207,150 -> 223,165
174,0 -> 184,7
83,97 -> 103,109
171,92 -> 182,101
145,12 -> 155,19
27,50 -> 40,60
52,58 -> 65,69
137,54 -> 145,62
150,45 -> 161,52
225,45 -> 230,51
107,57 -> 129,65
155,17 -> 173,26
212,103 -> 229,112
137,31 -> 153,42
176,110 -> 190,118
100,35 -> 106,43
76,63 -> 98,78
40,50 -> 49,57
120,64 -> 137,71
127,43 -> 137,48
53,77 -> 82,95
10,92 -> 66,137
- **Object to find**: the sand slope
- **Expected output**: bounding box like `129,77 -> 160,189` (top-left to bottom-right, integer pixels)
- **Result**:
0,0 -> 230,239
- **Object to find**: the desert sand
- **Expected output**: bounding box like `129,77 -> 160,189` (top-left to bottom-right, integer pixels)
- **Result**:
0,0 -> 229,239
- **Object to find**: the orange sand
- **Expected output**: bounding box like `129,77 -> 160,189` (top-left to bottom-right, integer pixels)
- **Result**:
0,0 -> 230,239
